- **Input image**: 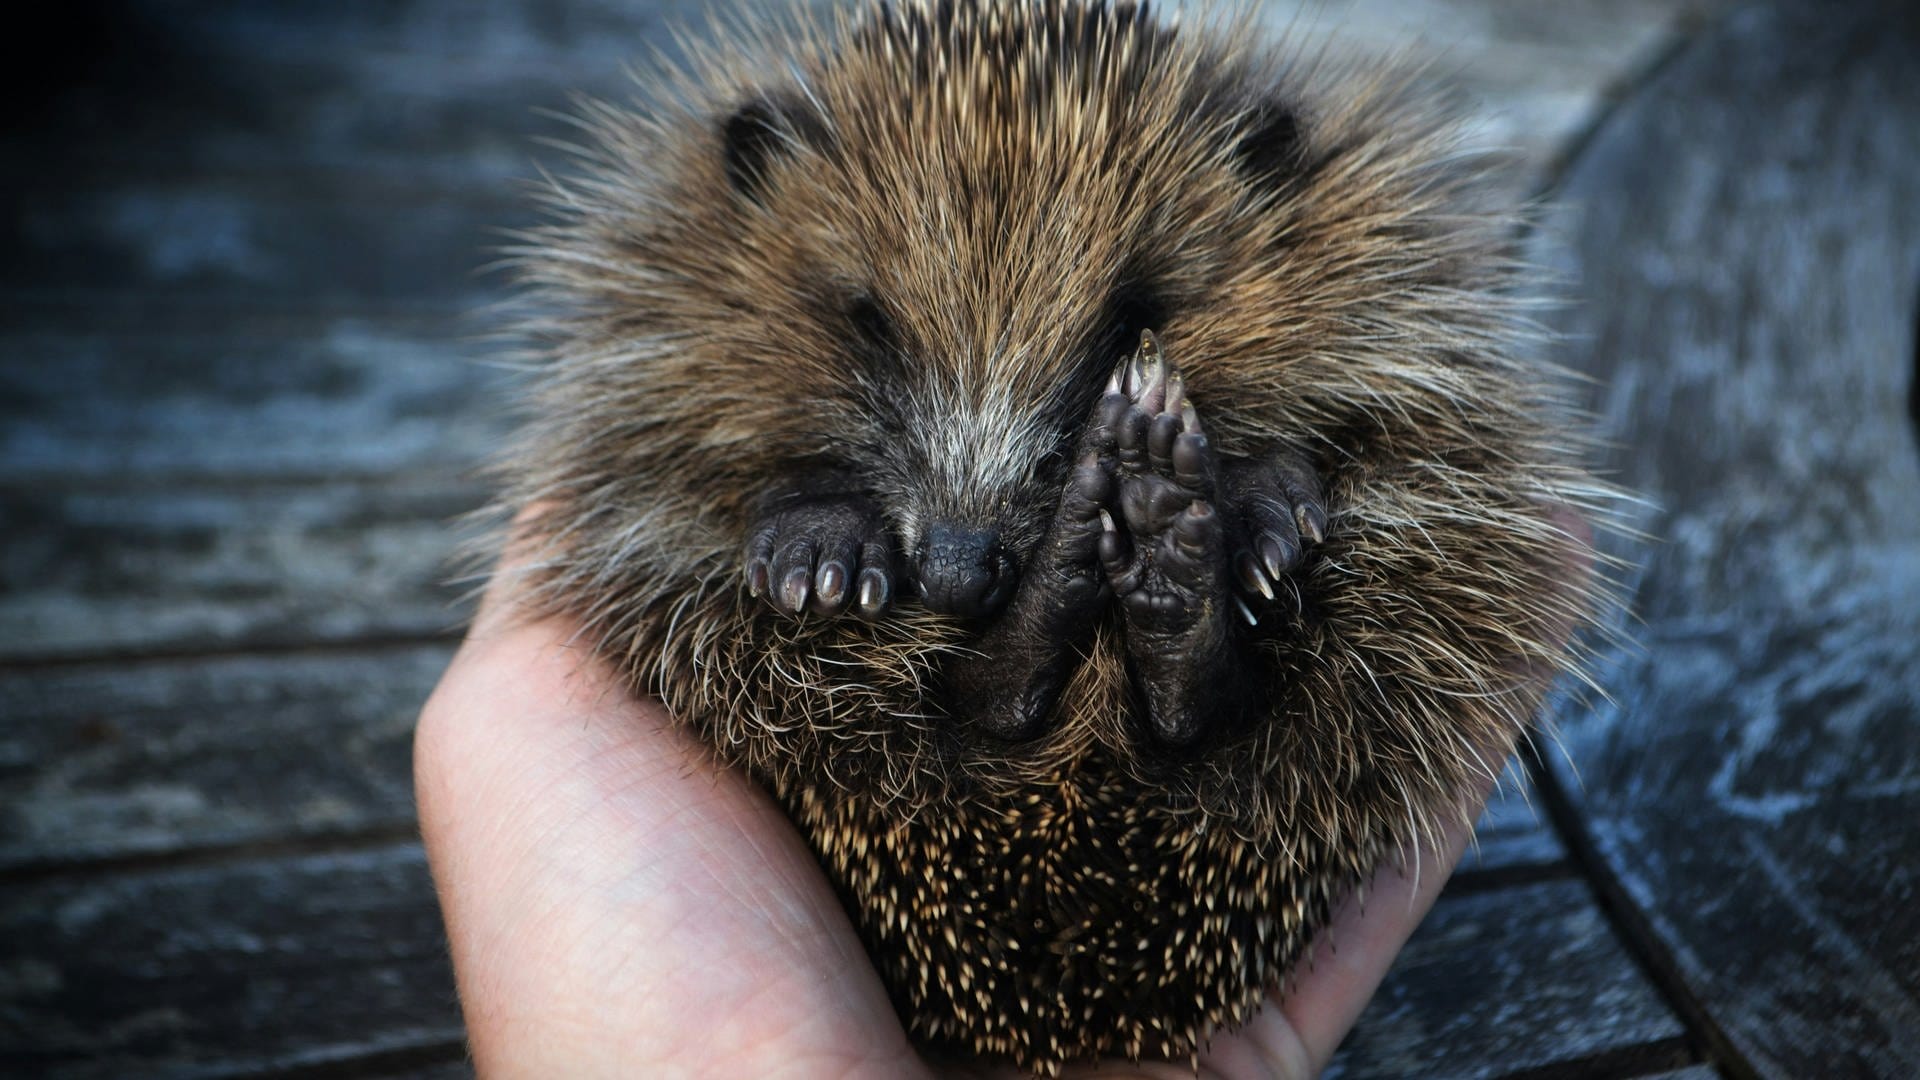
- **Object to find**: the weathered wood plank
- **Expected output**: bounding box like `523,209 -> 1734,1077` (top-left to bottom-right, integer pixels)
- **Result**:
0,654 -> 1547,886
1538,0 -> 1920,1075
0,480 -> 483,663
0,312 -> 508,482
0,844 -> 460,1080
1327,878 -> 1686,1078
0,646 -> 450,872
1256,0 -> 1725,192
0,854 -> 1639,1080
1,0 -> 1724,311
0,175 -> 526,310
10,0 -> 1717,191
6,0 -> 702,187
365,1063 -> 472,1080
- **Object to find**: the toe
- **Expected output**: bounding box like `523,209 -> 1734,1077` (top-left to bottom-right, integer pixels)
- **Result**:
854,537 -> 894,620
1124,330 -> 1170,411
811,545 -> 856,617
1160,500 -> 1222,592
1097,509 -> 1138,592
773,538 -> 817,616
1273,455 -> 1329,546
854,566 -> 891,620
1147,411 -> 1182,476
746,554 -> 772,600
1172,430 -> 1211,494
1296,499 -> 1329,546
1084,391 -> 1128,458
1116,404 -> 1152,474
1065,452 -> 1115,523
1234,550 -> 1275,601
745,524 -> 778,598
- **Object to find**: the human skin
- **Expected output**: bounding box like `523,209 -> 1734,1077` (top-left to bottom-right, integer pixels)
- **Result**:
415,565 -> 1504,1079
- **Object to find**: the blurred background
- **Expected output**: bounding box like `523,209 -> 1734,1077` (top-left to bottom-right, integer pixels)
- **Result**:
2,1 -> 1914,1077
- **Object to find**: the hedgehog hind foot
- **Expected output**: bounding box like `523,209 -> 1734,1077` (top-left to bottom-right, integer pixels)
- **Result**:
1096,333 -> 1335,749
746,490 -> 897,619
1093,333 -> 1238,746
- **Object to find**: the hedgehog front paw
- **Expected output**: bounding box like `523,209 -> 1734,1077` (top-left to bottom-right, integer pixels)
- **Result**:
746,493 -> 898,619
1221,449 -> 1329,620
1097,333 -> 1240,746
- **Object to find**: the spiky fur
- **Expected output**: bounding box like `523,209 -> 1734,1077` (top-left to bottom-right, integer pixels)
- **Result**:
490,0 -> 1616,1071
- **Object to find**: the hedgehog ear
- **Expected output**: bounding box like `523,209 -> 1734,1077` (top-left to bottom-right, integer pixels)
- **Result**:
1230,101 -> 1306,190
721,94 -> 825,205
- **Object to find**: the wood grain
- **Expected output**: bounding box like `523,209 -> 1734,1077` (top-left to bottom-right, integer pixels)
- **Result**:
0,311 -> 507,482
1328,878 -> 1686,1078
0,647 -> 451,872
0,844 -> 460,1080
1458,761 -> 1568,876
1539,0 -> 1920,1074
0,480 -> 482,662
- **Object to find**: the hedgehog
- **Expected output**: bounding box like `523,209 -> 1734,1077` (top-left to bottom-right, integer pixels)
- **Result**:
491,0 -> 1611,1072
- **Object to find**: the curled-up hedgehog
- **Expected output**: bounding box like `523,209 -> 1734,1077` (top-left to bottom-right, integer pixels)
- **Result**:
494,0 -> 1613,1072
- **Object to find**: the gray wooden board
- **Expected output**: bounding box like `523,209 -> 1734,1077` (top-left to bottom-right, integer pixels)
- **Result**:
0,852 -> 1658,1079
1,174 -> 527,311
0,844 -> 460,1080
0,479 -> 484,662
5,0 -> 1718,191
0,310 -> 510,483
0,645 -> 451,872
1326,878 -> 1685,1079
1538,0 -> 1920,1075
1252,0 -> 1726,194
0,0 -> 1712,313
366,1064 -> 472,1080
5,0 -> 712,188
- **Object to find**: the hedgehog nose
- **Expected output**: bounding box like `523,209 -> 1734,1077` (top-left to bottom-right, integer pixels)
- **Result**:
916,523 -> 1017,619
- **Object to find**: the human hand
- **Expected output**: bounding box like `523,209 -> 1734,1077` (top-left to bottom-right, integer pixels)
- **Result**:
416,579 -> 1495,1079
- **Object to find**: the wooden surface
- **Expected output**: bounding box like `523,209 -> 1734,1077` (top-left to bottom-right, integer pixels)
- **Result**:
6,0 -> 1912,1076
1536,0 -> 1920,1076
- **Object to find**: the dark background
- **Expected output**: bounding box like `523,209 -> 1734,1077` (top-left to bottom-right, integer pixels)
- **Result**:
1,1 -> 1915,1077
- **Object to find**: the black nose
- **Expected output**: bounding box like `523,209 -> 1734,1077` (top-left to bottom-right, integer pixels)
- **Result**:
916,523 -> 1017,618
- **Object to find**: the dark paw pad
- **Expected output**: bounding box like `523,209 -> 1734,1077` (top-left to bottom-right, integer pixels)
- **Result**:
746,493 -> 897,619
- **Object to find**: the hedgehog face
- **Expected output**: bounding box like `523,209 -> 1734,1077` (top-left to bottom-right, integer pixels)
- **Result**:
616,7 -> 1290,618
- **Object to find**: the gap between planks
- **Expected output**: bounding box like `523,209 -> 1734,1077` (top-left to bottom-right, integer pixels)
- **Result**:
1502,13 -> 1751,1080
0,628 -> 464,675
1495,1035 -> 1700,1080
0,825 -> 430,889
1523,741 -> 1755,1080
